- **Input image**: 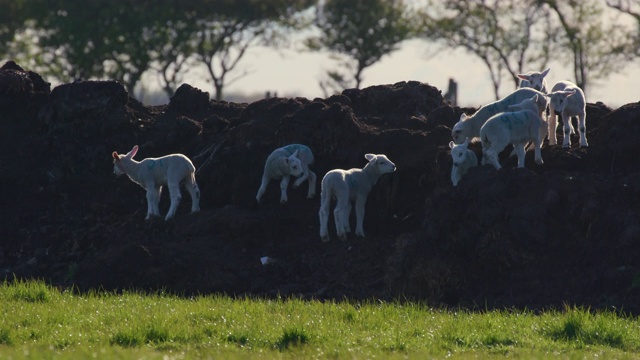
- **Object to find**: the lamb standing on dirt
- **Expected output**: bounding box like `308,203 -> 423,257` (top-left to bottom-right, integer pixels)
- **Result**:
546,80 -> 587,148
112,145 -> 200,221
479,95 -> 546,169
449,138 -> 478,186
319,153 -> 396,242
256,144 -> 316,204
517,68 -> 551,93
452,88 -> 548,144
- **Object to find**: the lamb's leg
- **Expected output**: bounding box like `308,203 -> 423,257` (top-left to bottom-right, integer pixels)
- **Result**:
165,183 -> 182,221
514,143 -> 527,168
279,175 -> 290,203
153,186 -> 162,216
145,189 -> 155,220
333,207 -> 346,241
344,201 -> 352,234
533,138 -> 544,165
306,170 -> 317,199
485,148 -> 502,170
334,194 -> 350,241
577,113 -> 588,147
539,120 -> 549,148
561,112 -> 572,148
354,196 -> 367,238
145,186 -> 161,220
569,116 -> 576,134
319,189 -> 331,242
256,174 -> 270,203
548,104 -> 558,145
184,179 -> 200,213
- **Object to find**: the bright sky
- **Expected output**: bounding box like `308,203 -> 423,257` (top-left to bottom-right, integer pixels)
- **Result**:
143,37 -> 638,110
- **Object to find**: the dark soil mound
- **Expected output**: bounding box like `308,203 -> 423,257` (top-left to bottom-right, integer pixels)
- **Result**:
1,62 -> 638,313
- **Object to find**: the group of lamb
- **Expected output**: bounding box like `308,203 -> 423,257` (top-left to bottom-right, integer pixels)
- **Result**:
111,68 -> 586,241
112,143 -> 396,242
449,69 -> 587,186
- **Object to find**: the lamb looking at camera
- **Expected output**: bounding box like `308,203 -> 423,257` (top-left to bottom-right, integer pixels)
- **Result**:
449,138 -> 478,186
452,88 -> 548,144
517,68 -> 551,93
319,154 -> 396,242
546,80 -> 587,148
256,144 -> 316,204
112,145 -> 200,221
479,95 -> 546,169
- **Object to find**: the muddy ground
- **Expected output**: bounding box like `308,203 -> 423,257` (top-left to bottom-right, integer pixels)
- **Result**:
1,61 -> 638,313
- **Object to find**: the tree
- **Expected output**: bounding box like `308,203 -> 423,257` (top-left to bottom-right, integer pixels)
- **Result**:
606,0 -> 640,56
24,0 -> 173,93
148,15 -> 199,98
539,0 -> 633,94
191,0 -> 314,100
420,0 -> 553,100
310,0 -> 413,94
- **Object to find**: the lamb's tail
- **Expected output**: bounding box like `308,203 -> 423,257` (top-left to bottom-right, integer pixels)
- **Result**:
319,178 -> 332,212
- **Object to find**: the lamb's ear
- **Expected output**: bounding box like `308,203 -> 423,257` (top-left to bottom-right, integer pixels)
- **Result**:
291,149 -> 299,158
112,151 -> 119,160
541,68 -> 551,77
449,141 -> 455,149
284,157 -> 290,165
365,153 -> 375,162
516,74 -> 530,81
459,113 -> 467,122
127,145 -> 139,159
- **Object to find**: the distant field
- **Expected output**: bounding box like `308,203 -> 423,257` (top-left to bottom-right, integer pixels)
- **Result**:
0,280 -> 639,359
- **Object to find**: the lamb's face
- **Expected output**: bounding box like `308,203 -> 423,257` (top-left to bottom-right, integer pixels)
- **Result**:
518,68 -> 549,92
113,160 -> 126,176
450,143 -> 468,167
547,90 -> 574,112
372,154 -> 396,174
287,156 -> 304,177
112,153 -> 126,176
526,74 -> 546,92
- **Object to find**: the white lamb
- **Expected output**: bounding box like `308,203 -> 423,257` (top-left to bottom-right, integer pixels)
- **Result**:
517,68 -> 551,93
112,145 -> 200,221
449,138 -> 478,186
256,144 -> 316,204
319,153 -> 396,242
452,88 -> 548,144
479,95 -> 545,169
546,80 -> 587,148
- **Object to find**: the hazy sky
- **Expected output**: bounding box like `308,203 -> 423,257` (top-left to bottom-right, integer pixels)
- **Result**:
141,39 -> 638,109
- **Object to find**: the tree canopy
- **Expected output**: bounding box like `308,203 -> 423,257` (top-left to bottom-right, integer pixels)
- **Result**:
310,0 -> 414,93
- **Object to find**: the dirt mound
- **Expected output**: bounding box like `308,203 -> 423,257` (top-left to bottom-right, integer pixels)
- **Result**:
1,62 -> 638,313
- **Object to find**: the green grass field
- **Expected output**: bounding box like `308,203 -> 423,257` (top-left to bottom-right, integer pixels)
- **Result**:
0,279 -> 639,359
